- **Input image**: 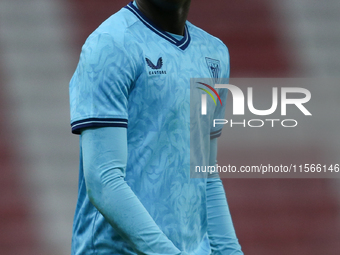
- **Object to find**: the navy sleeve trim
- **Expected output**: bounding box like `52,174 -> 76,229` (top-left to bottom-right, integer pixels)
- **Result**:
210,129 -> 222,139
71,118 -> 128,135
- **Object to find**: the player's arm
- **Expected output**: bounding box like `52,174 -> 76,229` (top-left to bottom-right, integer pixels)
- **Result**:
206,138 -> 243,255
82,126 -> 187,255
71,32 -> 187,255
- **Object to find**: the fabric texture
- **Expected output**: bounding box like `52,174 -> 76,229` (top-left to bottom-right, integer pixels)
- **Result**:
70,1 -> 242,254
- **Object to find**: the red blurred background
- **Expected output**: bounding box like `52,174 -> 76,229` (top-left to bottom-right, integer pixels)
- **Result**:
0,0 -> 339,254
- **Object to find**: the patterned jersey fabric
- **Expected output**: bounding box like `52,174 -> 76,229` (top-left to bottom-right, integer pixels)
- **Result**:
70,1 -> 230,254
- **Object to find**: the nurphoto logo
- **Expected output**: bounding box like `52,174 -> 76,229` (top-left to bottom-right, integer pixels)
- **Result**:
200,83 -> 312,128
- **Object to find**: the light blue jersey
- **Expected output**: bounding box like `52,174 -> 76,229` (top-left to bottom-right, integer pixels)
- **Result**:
70,1 -> 230,254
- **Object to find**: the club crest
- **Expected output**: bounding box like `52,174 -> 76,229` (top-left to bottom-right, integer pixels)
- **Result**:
205,57 -> 220,82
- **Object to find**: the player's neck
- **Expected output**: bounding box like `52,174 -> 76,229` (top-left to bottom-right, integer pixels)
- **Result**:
135,0 -> 191,36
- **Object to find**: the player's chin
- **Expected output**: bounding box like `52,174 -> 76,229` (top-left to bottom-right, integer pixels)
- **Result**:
153,0 -> 190,10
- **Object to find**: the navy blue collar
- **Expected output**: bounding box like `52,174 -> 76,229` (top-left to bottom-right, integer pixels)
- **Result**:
125,1 -> 191,50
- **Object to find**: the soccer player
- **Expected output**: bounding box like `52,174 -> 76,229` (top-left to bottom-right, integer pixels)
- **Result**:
69,0 -> 243,254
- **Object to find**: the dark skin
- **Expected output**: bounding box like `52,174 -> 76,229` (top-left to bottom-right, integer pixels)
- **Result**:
135,0 -> 191,36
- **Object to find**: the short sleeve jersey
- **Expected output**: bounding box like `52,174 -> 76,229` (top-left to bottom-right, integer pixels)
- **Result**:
70,2 -> 230,254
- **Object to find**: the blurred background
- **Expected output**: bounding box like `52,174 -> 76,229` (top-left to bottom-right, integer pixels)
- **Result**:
0,0 -> 340,254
